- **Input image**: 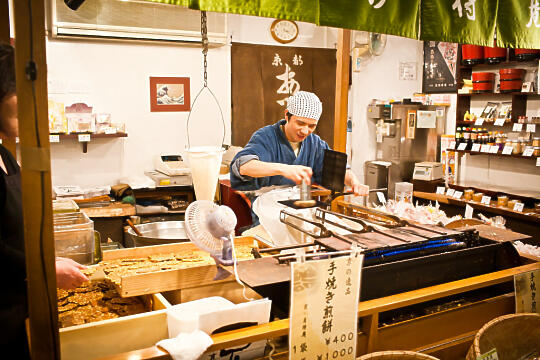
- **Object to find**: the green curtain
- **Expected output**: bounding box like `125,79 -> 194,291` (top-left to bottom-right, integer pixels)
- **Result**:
497,0 -> 540,48
421,0 -> 498,46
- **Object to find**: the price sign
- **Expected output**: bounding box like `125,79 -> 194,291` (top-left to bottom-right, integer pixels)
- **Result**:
78,134 -> 91,142
513,202 -> 524,212
453,191 -> 463,199
465,204 -> 474,219
436,187 -> 446,195
448,141 -> 456,150
523,147 -> 534,157
513,123 -> 523,132
457,143 -> 468,151
481,195 -> 491,205
376,133 -> 383,143
526,124 -> 536,133
489,145 -> 499,154
376,192 -> 386,204
480,144 -> 490,153
105,127 -> 117,135
474,117 -> 484,126
49,135 -> 60,143
502,146 -> 513,155
471,143 -> 481,152
494,118 -> 506,126
446,188 -> 455,197
537,157 -> 540,166
478,349 -> 499,360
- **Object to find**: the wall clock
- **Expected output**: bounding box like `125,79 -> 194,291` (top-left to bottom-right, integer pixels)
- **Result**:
270,19 -> 299,44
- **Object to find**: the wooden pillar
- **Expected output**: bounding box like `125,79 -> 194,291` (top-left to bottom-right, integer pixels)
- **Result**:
0,0 -> 16,155
13,0 -> 59,359
333,28 -> 351,152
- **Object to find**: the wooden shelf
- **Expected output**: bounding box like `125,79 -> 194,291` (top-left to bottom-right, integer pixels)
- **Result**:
455,121 -> 512,126
458,92 -> 540,97
460,59 -> 539,70
49,132 -> 127,153
453,149 -> 538,160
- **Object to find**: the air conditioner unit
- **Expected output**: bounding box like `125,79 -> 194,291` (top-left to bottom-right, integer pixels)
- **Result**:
48,0 -> 227,44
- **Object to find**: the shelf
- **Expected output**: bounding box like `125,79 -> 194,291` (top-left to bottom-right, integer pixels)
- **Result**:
460,59 -> 540,70
453,149 -> 538,160
49,132 -> 127,153
458,92 -> 540,97
455,121 -> 512,126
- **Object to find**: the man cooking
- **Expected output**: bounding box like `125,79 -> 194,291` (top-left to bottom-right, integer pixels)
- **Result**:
230,91 -> 369,196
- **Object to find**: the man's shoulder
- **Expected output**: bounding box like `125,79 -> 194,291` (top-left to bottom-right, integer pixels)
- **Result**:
306,133 -> 328,148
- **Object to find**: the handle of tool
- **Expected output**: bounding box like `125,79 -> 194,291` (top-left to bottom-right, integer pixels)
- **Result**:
126,219 -> 143,237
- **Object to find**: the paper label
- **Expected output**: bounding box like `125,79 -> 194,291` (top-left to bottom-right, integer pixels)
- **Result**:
477,348 -> 499,360
536,157 -> 540,166
448,141 -> 456,150
526,124 -> 536,133
481,196 -> 491,205
465,204 -> 474,219
502,146 -> 513,155
513,123 -> 523,132
489,145 -> 499,154
49,135 -> 60,143
513,202 -> 524,212
474,117 -> 484,126
480,144 -> 490,153
523,147 -> 534,157
453,191 -> 463,199
376,133 -> 383,143
376,192 -> 386,204
457,143 -> 468,151
446,188 -> 455,197
514,269 -> 540,314
105,127 -> 117,135
471,143 -> 481,152
78,134 -> 91,142
436,187 -> 445,195
494,118 -> 505,126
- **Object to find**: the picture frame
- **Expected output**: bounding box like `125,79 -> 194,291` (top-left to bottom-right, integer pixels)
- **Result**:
422,41 -> 458,93
149,77 -> 190,112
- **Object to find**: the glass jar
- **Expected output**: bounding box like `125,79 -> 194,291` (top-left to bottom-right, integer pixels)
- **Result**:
464,189 -> 474,201
497,195 -> 508,207
534,146 -> 540,156
508,199 -> 518,209
511,140 -> 519,154
533,137 -> 540,147
473,192 -> 483,202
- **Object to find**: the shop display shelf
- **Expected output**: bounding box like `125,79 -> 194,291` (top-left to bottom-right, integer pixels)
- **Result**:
453,149 -> 538,160
49,132 -> 128,153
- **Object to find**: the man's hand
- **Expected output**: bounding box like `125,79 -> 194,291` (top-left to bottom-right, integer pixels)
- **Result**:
239,159 -> 313,185
56,257 -> 89,289
345,169 -> 369,196
280,164 -> 313,184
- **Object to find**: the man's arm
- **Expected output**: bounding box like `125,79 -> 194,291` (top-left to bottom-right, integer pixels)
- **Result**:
240,159 -> 313,184
345,169 -> 369,196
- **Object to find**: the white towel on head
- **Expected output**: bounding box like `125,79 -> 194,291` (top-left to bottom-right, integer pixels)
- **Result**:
157,330 -> 213,360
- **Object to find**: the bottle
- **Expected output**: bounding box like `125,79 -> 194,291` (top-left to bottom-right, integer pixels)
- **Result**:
455,127 -> 462,144
464,128 -> 472,150
471,128 -> 478,145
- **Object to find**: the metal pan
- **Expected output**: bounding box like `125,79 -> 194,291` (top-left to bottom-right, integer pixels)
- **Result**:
125,221 -> 189,247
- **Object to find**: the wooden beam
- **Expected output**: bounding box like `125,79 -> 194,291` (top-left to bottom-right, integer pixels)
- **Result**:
13,0 -> 59,359
0,0 -> 16,155
333,28 -> 350,152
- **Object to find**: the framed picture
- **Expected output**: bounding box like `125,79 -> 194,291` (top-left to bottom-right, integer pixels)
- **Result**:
422,41 -> 458,93
149,77 -> 190,112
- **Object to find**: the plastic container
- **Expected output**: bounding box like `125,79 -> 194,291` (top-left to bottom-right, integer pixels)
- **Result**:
508,199 -> 518,209
472,192 -> 483,202
472,72 -> 495,93
394,182 -> 413,203
464,189 -> 474,201
497,195 -> 508,207
53,212 -> 94,265
533,137 -> 540,147
462,44 -> 484,65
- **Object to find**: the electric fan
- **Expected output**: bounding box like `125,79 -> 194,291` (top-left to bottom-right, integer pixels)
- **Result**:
185,200 -> 237,266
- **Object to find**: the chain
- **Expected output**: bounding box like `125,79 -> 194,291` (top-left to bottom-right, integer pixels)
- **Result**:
201,11 -> 208,87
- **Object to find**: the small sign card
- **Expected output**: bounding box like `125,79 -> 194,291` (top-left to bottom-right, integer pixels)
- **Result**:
494,118 -> 506,126
513,202 -> 524,212
513,123 -> 523,132
523,147 -> 534,157
436,187 -> 446,195
502,146 -> 513,155
536,157 -> 540,166
471,143 -> 481,152
526,124 -> 536,133
477,349 -> 499,360
465,204 -> 474,219
448,141 -> 456,150
481,195 -> 491,205
457,143 -> 468,151
105,127 -> 117,135
49,135 -> 60,143
445,188 -> 455,197
376,192 -> 386,204
78,134 -> 91,142
453,191 -> 463,199
514,269 -> 539,314
489,145 -> 499,154
474,117 -> 485,126
480,144 -> 490,153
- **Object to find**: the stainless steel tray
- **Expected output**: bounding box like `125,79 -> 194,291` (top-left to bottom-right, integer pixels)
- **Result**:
125,221 -> 189,247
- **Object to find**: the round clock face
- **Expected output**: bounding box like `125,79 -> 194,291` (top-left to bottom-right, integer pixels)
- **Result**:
270,19 -> 298,44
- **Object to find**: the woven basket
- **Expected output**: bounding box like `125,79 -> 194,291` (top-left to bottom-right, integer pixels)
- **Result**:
358,351 -> 440,360
466,313 -> 540,360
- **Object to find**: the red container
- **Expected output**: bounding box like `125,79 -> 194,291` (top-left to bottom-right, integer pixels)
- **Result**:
484,43 -> 506,64
499,68 -> 525,92
515,48 -> 540,61
462,44 -> 484,65
472,72 -> 495,93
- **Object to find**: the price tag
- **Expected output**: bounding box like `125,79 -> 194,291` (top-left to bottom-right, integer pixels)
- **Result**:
474,117 -> 484,126
436,186 -> 446,195
105,127 -> 117,135
376,191 -> 386,204
471,143 -> 481,152
453,191 -> 463,199
478,349 -> 499,360
457,143 -> 468,151
481,195 -> 491,205
513,202 -> 524,212
489,145 -> 499,154
523,147 -> 534,157
481,144 -> 490,153
0,139 -> 2,144
513,123 -> 523,132
537,157 -> 540,166
502,146 -> 513,155
49,135 -> 59,143
494,118 -> 506,126
526,124 -> 536,133
448,141 -> 456,150
465,204 -> 474,219
446,188 -> 455,197
376,133 -> 383,143
78,134 -> 91,142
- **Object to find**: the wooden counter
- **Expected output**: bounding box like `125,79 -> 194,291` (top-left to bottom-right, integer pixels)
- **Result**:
80,203 -> 136,218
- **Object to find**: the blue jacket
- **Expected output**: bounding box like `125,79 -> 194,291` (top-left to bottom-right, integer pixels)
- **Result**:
230,119 -> 329,191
